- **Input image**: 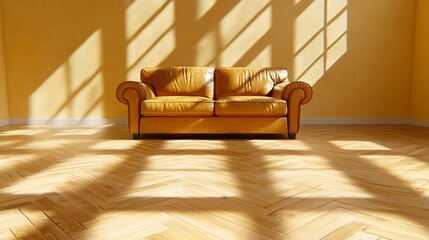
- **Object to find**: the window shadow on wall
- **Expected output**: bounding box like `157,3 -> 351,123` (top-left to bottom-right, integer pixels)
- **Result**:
2,0 -> 349,121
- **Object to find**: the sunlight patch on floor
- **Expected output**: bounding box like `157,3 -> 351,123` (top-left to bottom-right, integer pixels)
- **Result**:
90,140 -> 142,150
329,141 -> 391,150
54,128 -> 101,136
14,139 -> 70,149
0,129 -> 46,136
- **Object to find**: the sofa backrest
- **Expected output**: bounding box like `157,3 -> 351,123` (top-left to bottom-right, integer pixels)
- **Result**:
214,67 -> 288,98
141,67 -> 215,99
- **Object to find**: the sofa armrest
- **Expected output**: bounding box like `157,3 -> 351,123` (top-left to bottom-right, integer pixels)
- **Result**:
272,81 -> 313,138
272,81 -> 312,103
116,81 -> 155,138
116,81 -> 155,104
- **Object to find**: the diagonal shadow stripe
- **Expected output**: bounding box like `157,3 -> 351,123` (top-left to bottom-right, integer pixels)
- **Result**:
2,125 -> 429,238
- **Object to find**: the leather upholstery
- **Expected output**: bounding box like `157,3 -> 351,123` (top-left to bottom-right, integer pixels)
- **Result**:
116,81 -> 151,134
140,117 -> 287,134
117,67 -> 312,138
215,96 -> 286,116
271,81 -> 289,99
281,81 -> 313,104
141,67 -> 214,98
215,67 -> 288,98
141,96 -> 214,116
116,81 -> 153,104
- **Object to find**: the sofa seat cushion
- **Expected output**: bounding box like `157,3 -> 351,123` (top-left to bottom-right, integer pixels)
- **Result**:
215,96 -> 287,116
141,96 -> 214,116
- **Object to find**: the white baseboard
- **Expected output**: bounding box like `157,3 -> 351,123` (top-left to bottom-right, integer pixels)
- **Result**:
301,118 -> 410,125
1,118 -> 427,127
409,119 -> 429,128
0,118 -> 10,126
9,118 -> 128,125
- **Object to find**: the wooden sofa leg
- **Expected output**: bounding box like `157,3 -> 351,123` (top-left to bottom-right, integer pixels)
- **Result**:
132,134 -> 140,140
288,133 -> 296,139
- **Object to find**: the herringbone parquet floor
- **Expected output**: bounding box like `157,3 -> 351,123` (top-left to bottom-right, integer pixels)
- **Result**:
1,124 -> 429,239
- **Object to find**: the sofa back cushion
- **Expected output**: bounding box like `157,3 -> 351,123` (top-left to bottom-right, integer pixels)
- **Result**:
214,67 -> 288,98
141,67 -> 215,99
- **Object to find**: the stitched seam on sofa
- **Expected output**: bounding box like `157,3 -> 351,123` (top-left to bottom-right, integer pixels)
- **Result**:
144,102 -> 213,103
216,102 -> 286,104
215,113 -> 286,115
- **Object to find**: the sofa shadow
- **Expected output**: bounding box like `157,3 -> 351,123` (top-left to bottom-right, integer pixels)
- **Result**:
138,133 -> 290,140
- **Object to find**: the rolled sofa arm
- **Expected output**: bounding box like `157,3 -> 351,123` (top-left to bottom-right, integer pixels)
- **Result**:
281,81 -> 313,104
116,81 -> 156,104
116,81 -> 155,138
272,81 -> 313,139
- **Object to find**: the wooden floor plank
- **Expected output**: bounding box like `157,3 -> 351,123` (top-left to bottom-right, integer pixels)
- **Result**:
277,207 -> 357,240
33,198 -> 85,234
0,124 -> 429,238
166,202 -> 271,240
0,228 -> 17,240
159,219 -> 221,240
347,230 -> 379,240
19,203 -> 72,240
44,192 -> 94,224
320,222 -> 367,240
0,209 -> 44,240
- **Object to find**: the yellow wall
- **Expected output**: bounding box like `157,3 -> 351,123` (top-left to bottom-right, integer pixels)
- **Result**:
0,0 -> 9,120
1,0 -> 417,119
411,0 -> 429,121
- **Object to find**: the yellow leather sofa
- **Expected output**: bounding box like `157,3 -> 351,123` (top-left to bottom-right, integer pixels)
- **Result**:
116,67 -> 312,139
